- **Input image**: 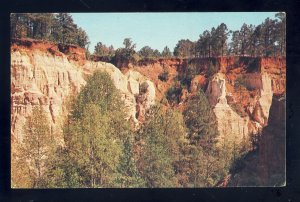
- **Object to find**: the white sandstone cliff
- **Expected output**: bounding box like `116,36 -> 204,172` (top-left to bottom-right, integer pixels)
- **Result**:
206,72 -> 273,146
11,49 -> 155,143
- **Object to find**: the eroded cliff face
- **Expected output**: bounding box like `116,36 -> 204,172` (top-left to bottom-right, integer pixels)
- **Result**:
205,71 -> 274,146
205,73 -> 250,145
227,96 -> 285,186
11,39 -> 285,166
11,39 -> 156,144
127,56 -> 285,148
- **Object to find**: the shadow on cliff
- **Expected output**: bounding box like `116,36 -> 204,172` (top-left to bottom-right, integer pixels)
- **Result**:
227,95 -> 286,186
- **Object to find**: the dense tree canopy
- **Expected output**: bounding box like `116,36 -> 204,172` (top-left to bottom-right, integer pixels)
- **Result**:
11,13 -> 90,48
174,39 -> 195,58
47,71 -> 133,188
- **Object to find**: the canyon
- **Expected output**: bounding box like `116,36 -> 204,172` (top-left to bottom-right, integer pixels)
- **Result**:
11,38 -> 156,145
10,39 -> 286,186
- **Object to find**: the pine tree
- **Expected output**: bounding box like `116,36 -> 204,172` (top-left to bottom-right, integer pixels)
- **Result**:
115,137 -> 145,187
174,39 -> 195,58
183,89 -> 219,151
53,13 -> 76,45
182,89 -> 224,187
161,46 -> 172,58
139,106 -> 178,187
275,12 -> 286,56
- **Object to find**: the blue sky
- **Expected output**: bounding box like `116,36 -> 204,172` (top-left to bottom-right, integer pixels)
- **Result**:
71,12 -> 278,52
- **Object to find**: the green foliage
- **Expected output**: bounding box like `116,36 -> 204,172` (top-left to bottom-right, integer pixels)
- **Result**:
11,12 -> 285,57
72,71 -> 125,119
10,13 -> 90,48
44,147 -> 82,188
161,46 -> 172,58
114,137 -> 145,187
113,47 -> 139,66
158,69 -> 169,82
229,13 -> 285,57
166,84 -> 182,105
174,39 -> 196,58
47,71 -> 132,188
64,104 -> 122,187
11,13 -> 55,40
123,38 -> 136,50
178,63 -> 199,89
138,106 -> 186,187
183,88 -> 219,151
20,106 -> 53,188
207,61 -> 218,77
182,89 -> 228,187
138,46 -> 154,58
94,42 -> 115,57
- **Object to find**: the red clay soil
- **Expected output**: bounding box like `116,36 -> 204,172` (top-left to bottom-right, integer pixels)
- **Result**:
11,38 -> 86,65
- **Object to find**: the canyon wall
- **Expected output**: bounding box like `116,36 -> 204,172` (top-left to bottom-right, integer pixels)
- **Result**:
11,39 -> 156,144
228,96 -> 286,186
129,56 -> 285,146
11,39 -> 286,169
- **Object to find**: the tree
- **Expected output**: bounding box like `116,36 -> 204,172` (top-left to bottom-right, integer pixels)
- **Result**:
138,106 -> 179,187
230,30 -> 240,56
94,42 -> 109,56
239,23 -> 252,56
182,89 -> 223,187
153,49 -> 161,58
11,13 -> 55,40
75,27 -> 90,48
250,25 -> 261,56
114,137 -> 145,187
196,30 -> 212,57
161,46 -> 172,57
113,38 -> 139,66
211,23 -> 230,56
174,39 -> 196,58
20,106 -> 53,188
138,46 -> 155,58
64,104 -> 122,187
53,13 -> 76,45
123,38 -> 136,50
46,71 -> 132,188
260,17 -> 278,57
11,13 -> 90,48
183,89 -> 219,151
275,12 -> 286,56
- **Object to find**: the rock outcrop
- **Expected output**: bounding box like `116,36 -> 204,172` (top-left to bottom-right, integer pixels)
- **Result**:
205,71 -> 273,146
228,96 -> 286,186
11,39 -> 285,167
11,39 -> 156,143
123,56 -> 284,148
205,73 -> 250,144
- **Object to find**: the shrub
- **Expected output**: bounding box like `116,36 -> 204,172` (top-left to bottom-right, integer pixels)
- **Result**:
234,76 -> 255,91
166,85 -> 182,104
158,70 -> 169,82
207,61 -> 218,77
139,82 -> 149,94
